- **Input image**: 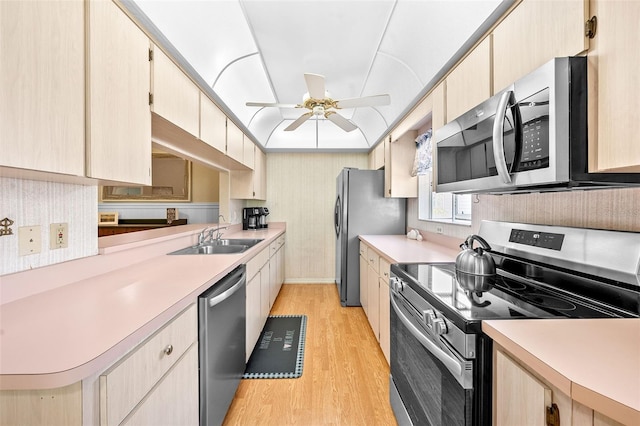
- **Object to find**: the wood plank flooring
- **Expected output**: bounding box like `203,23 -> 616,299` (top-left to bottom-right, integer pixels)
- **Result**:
223,284 -> 398,426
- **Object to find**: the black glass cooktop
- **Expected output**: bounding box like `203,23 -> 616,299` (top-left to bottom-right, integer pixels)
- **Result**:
391,261 -> 637,331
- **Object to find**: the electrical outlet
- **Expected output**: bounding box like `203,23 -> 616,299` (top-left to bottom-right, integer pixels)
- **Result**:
435,225 -> 444,234
50,223 -> 68,249
18,226 -> 41,256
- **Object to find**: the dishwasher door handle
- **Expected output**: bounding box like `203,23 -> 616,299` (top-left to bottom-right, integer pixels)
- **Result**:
208,271 -> 246,308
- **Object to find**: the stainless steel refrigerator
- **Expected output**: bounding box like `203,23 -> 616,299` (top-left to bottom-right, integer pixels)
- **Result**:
334,168 -> 406,306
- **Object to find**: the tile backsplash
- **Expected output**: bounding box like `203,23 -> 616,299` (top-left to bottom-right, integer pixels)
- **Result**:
0,177 -> 98,276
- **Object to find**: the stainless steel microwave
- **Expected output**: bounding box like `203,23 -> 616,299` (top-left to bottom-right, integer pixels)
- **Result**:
435,56 -> 640,194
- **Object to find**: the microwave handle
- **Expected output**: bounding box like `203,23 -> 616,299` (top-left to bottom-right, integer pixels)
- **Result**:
492,90 -> 514,184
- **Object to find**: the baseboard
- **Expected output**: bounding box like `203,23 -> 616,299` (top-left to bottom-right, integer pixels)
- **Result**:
283,279 -> 336,284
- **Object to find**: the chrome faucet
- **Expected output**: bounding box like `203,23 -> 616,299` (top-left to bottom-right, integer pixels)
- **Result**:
198,227 -> 213,245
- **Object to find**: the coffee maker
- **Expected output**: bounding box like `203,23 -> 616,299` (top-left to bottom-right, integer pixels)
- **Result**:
243,207 -> 269,230
257,207 -> 269,229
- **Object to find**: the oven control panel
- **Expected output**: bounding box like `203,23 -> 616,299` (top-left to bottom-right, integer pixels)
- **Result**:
509,228 -> 564,251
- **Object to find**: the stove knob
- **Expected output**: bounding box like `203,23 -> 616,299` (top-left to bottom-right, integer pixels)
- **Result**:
424,309 -> 436,327
432,318 -> 448,336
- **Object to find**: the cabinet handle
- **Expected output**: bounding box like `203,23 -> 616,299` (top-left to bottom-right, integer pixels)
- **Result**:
546,403 -> 560,426
164,344 -> 174,356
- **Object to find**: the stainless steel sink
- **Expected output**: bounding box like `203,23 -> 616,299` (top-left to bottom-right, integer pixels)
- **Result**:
168,238 -> 263,255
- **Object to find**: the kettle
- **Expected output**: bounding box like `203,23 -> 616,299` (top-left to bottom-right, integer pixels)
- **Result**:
455,235 -> 496,276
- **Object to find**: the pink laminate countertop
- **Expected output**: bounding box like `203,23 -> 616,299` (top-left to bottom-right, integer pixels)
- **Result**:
0,224 -> 285,390
359,233 -> 461,264
483,319 -> 640,426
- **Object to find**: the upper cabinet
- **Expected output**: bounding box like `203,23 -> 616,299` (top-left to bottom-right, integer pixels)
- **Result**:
230,146 -> 267,200
368,141 -> 385,170
587,0 -> 640,172
87,0 -> 151,185
386,133 -> 418,198
226,120 -> 244,164
151,45 -> 200,138
199,93 -> 227,154
0,0 -> 85,176
492,0 -> 588,92
445,37 -> 492,122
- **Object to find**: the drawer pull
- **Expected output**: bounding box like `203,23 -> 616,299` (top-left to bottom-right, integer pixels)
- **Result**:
164,344 -> 174,356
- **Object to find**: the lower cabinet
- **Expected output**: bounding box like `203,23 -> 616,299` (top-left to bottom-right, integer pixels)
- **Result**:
99,304 -> 198,426
494,345 -> 624,426
360,240 -> 392,365
246,233 -> 286,360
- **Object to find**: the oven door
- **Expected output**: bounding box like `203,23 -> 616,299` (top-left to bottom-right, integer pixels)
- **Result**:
390,290 -> 474,426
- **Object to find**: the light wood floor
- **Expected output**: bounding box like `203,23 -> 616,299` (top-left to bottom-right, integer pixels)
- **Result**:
223,284 -> 398,426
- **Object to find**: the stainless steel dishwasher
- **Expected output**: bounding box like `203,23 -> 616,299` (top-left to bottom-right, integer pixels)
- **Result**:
198,265 -> 246,426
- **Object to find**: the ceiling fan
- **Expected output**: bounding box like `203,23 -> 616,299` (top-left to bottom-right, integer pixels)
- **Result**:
246,73 -> 390,132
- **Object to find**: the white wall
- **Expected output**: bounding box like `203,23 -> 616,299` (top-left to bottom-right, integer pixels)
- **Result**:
0,177 -> 98,276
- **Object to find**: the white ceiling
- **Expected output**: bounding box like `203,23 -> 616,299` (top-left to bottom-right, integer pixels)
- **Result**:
130,0 -> 510,151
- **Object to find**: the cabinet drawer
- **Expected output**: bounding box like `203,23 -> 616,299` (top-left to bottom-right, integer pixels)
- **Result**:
359,241 -> 367,257
379,258 -> 391,284
247,247 -> 269,281
100,304 -> 197,426
270,235 -> 285,257
367,247 -> 379,274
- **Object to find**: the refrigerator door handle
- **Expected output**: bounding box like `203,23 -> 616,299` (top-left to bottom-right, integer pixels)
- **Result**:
334,195 -> 341,237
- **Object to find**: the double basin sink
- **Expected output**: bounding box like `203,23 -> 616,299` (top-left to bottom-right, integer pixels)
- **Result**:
168,238 -> 264,255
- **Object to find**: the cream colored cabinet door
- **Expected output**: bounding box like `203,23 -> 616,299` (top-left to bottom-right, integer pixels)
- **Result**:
269,255 -> 278,308
386,132 -> 418,198
246,272 -> 261,361
151,46 -> 200,137
378,278 -> 390,364
230,147 -> 267,200
276,244 -> 284,292
367,264 -> 380,341
253,147 -> 267,200
87,0 -> 151,185
243,138 -> 255,169
492,0 -> 588,92
123,344 -> 198,426
446,37 -> 491,122
359,250 -> 368,313
587,0 -> 640,172
495,349 -> 552,426
260,269 -> 270,323
0,0 -> 84,175
226,120 -> 244,163
199,93 -> 227,153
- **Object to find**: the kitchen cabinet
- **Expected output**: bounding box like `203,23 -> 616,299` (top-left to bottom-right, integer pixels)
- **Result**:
359,242 -> 369,312
151,45 -> 200,138
86,0 -> 151,185
445,37 -> 491,122
269,235 -> 285,307
378,257 -> 391,364
0,0 -> 84,176
99,304 -> 198,426
492,0 -> 588,92
0,383 -> 82,426
386,132 -> 418,198
368,140 -> 385,170
494,345 -> 624,426
226,120 -> 245,164
245,246 -> 271,360
360,241 -> 392,365
244,138 -> 256,170
230,147 -> 267,200
199,93 -> 227,153
587,0 -> 640,172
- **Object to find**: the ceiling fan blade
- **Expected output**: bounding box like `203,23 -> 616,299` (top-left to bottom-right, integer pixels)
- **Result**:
284,112 -> 313,131
304,73 -> 326,99
325,112 -> 358,132
335,94 -> 391,109
246,102 -> 299,108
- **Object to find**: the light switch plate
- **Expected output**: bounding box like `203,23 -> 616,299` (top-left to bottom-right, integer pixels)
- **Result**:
18,226 -> 41,256
50,223 -> 68,249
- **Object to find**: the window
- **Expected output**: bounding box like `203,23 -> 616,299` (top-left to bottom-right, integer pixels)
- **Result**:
418,172 -> 472,225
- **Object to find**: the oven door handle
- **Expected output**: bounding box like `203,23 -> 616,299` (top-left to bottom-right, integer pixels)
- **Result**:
391,293 -> 473,389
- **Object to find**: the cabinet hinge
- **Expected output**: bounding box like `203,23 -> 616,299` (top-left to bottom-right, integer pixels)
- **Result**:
149,92 -> 153,105
546,403 -> 560,426
148,48 -> 154,61
585,16 -> 597,39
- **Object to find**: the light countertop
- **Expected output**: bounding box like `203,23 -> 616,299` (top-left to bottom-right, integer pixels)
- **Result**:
358,233 -> 461,263
483,319 -> 640,425
0,224 -> 285,390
